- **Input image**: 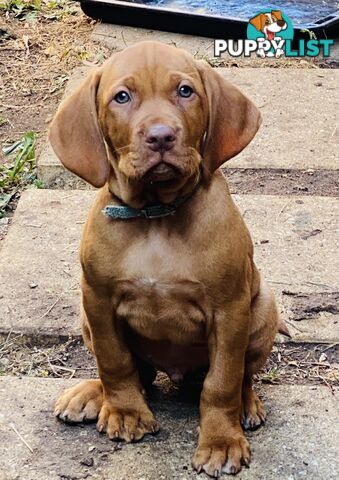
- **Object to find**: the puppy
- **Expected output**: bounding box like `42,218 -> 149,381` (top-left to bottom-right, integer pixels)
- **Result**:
49,41 -> 283,477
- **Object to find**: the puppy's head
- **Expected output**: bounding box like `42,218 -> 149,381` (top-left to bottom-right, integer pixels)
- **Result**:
49,42 -> 261,205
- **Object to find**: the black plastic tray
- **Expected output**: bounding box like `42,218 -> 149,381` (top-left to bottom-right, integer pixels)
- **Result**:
80,0 -> 339,40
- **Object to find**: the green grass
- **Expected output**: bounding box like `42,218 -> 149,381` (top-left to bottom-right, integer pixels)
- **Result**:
0,131 -> 42,217
259,367 -> 280,384
0,0 -> 78,20
0,0 -> 41,17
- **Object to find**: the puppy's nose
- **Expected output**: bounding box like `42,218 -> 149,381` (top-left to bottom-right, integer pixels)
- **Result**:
277,20 -> 285,27
145,124 -> 177,152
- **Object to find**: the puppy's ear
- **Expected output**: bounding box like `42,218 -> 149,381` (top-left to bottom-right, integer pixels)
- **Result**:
49,68 -> 109,188
197,61 -> 261,173
272,10 -> 283,21
249,13 -> 266,32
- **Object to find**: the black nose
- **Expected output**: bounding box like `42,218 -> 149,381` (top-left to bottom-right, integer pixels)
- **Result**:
145,124 -> 177,152
277,20 -> 285,27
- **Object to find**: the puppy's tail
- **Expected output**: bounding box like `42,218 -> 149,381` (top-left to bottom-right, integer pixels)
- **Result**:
278,319 -> 291,338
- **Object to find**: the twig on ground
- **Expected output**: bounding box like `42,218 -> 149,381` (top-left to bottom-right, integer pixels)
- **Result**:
284,318 -> 304,333
276,199 -> 292,220
38,282 -> 78,320
316,368 -> 335,394
304,281 -> 335,290
38,292 -> 64,320
48,363 -> 76,379
10,423 -> 33,453
321,343 -> 339,352
1,103 -> 44,109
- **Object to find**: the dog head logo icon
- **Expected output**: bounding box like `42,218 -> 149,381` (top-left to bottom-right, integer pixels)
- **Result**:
250,10 -> 287,41
247,10 -> 294,58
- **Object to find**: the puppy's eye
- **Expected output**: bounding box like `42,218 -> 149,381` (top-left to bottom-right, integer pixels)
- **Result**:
114,91 -> 131,104
178,85 -> 194,98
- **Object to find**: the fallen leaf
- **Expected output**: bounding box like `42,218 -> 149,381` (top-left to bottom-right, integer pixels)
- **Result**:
319,353 -> 327,363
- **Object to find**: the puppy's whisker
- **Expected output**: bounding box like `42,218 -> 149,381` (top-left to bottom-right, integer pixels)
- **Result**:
115,144 -> 132,153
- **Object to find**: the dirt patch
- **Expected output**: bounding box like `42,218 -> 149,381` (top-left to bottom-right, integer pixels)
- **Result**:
282,291 -> 339,321
224,168 -> 339,196
206,55 -> 320,69
0,2 -> 111,237
0,2 -> 110,152
0,336 -> 93,378
1,334 -> 338,389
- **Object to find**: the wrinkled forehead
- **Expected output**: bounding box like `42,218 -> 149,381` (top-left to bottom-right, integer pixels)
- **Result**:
99,42 -> 201,101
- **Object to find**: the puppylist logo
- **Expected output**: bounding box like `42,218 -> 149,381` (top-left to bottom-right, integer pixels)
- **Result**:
214,9 -> 334,59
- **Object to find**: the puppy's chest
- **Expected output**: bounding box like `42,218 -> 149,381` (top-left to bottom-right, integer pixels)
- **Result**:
115,275 -> 210,344
112,234 -> 211,341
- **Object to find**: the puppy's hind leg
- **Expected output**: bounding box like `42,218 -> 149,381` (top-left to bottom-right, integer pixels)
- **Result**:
242,278 -> 279,430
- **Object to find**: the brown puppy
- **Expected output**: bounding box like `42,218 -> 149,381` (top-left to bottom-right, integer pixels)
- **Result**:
49,41 -> 280,477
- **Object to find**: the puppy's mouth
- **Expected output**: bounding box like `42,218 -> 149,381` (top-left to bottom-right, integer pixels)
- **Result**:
144,162 -> 180,184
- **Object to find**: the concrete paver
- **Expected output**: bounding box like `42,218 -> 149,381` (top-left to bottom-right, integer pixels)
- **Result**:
0,190 -> 92,340
0,190 -> 337,342
38,65 -> 338,187
223,69 -> 338,170
0,377 -> 337,480
93,23 -> 220,58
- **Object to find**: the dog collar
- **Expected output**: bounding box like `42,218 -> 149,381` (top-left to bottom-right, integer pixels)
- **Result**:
102,183 -> 200,220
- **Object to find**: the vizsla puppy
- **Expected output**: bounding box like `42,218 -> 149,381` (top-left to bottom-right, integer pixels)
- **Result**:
49,41 -> 284,477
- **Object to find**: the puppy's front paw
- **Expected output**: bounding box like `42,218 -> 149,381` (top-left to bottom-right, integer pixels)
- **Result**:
55,379 -> 103,423
97,398 -> 159,442
192,430 -> 250,477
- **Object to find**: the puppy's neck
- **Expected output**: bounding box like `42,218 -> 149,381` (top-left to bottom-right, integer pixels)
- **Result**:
107,157 -> 203,209
108,173 -> 145,209
107,172 -> 201,209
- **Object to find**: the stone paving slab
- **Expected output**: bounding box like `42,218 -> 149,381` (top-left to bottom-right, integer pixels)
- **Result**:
223,69 -> 337,170
0,190 -> 338,343
93,23 -> 221,58
0,190 -> 92,340
38,64 -> 338,187
0,377 -> 337,480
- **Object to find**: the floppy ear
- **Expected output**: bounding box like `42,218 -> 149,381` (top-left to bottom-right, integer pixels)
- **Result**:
272,10 -> 283,21
249,13 -> 266,32
197,61 -> 262,173
48,68 -> 109,188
